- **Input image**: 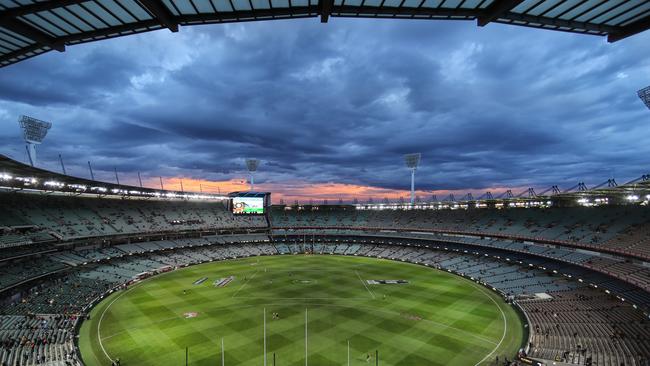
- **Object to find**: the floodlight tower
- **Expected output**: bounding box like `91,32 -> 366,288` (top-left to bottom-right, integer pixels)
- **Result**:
18,115 -> 52,167
638,86 -> 650,110
246,158 -> 260,191
404,153 -> 421,205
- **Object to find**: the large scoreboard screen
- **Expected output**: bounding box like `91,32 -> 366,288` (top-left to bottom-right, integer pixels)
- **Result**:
232,196 -> 265,215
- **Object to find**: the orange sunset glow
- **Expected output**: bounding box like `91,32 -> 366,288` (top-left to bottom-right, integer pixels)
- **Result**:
142,176 -> 517,204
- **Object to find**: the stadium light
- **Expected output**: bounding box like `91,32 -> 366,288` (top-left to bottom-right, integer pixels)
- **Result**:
246,158 -> 260,191
18,115 -> 52,167
404,153 -> 421,205
638,86 -> 650,110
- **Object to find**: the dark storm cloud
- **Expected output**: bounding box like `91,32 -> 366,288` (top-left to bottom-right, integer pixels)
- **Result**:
0,48 -> 145,107
0,19 -> 649,196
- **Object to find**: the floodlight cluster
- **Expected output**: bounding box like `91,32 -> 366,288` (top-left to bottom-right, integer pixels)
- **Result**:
44,181 -> 65,188
0,171 -> 228,201
246,159 -> 260,172
19,115 -> 52,143
638,86 -> 650,110
404,153 -> 421,169
576,197 -> 609,207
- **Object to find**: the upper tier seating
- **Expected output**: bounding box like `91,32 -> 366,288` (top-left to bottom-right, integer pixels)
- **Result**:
0,193 -> 267,244
271,206 -> 650,259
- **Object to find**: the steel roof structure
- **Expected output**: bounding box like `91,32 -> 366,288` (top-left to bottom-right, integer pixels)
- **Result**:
349,174 -> 650,208
0,153 -> 647,207
1,0 -> 649,68
0,154 -> 228,200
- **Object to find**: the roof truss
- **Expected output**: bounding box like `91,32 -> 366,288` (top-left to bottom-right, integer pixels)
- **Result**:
608,14 -> 650,42
0,0 -> 648,68
137,0 -> 179,32
477,0 -> 525,27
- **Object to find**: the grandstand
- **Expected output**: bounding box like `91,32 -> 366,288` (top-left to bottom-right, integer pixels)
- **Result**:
0,155 -> 648,365
1,0 -> 649,359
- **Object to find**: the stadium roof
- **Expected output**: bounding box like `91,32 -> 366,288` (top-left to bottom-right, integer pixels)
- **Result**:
1,0 -> 649,68
0,154 -> 228,200
0,154 -> 648,206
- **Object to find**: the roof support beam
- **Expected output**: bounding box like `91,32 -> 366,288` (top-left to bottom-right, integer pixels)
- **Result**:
607,14 -> 650,42
0,1 -> 649,68
0,18 -> 65,52
59,19 -> 161,43
501,12 -> 617,34
1,20 -> 162,65
52,9 -> 315,46
178,7 -> 318,22
0,43 -> 43,66
477,0 -> 524,26
0,0 -> 87,18
319,0 -> 335,23
137,0 -> 179,32
334,6 -> 479,17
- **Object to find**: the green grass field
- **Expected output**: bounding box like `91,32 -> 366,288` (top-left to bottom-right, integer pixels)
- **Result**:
79,254 -> 525,365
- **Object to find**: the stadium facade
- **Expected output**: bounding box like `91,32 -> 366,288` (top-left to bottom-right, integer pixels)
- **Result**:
0,155 -> 649,365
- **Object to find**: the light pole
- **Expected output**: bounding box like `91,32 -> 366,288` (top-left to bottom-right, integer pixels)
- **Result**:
246,158 -> 260,191
18,115 -> 51,167
88,161 -> 95,180
404,153 -> 421,205
58,154 -> 67,175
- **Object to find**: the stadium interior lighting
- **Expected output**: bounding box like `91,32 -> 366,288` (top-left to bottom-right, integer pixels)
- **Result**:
638,86 -> 650,110
245,158 -> 260,191
626,194 -> 639,201
44,180 -> 65,188
404,153 -> 421,205
18,115 -> 52,167
0,167 -> 228,201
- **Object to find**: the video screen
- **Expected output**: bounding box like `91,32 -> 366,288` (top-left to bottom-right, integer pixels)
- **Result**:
232,197 -> 265,215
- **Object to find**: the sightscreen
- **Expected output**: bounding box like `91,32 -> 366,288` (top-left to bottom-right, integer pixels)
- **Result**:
232,197 -> 265,215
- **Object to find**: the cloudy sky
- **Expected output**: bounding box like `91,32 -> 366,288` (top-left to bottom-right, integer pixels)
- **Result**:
0,18 -> 649,202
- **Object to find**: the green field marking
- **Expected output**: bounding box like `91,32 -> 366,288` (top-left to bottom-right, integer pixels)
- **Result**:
354,270 -> 377,299
233,265 -> 374,300
231,269 -> 259,298
79,254 -> 525,366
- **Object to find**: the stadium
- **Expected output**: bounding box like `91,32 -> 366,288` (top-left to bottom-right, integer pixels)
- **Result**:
1,1 -> 650,366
